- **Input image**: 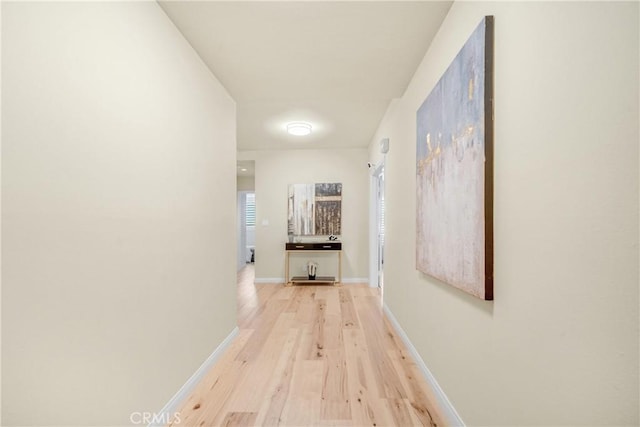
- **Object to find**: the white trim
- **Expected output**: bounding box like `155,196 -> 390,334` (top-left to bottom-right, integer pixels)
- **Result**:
383,304 -> 465,427
254,278 -> 368,285
150,327 -> 240,427
254,277 -> 285,284
341,278 -> 369,284
369,159 -> 385,288
237,192 -> 248,272
369,167 -> 378,288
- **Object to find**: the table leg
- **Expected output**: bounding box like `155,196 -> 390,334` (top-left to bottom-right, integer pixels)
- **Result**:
285,251 -> 291,286
336,251 -> 342,286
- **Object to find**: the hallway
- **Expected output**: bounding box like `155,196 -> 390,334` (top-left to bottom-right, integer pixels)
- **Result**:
170,267 -> 444,426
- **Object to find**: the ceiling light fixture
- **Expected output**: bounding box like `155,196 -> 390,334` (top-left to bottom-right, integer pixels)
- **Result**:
286,122 -> 312,136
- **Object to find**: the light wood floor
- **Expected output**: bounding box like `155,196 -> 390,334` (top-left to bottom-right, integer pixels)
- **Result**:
169,266 -> 445,427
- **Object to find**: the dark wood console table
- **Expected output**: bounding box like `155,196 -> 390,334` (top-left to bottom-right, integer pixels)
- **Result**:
285,242 -> 342,286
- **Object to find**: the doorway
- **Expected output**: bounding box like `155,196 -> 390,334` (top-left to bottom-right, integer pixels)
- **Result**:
237,161 -> 255,271
237,191 -> 255,269
245,192 -> 255,265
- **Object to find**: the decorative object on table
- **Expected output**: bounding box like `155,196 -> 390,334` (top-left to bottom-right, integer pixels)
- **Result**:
288,183 -> 342,236
328,235 -> 338,241
307,261 -> 318,280
416,16 -> 494,301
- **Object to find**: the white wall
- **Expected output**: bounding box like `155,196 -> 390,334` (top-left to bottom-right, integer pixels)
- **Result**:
370,1 -> 639,425
246,226 -> 256,248
2,2 -> 237,425
239,149 -> 369,282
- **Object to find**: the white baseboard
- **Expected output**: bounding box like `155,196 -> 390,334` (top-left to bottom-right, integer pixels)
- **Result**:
383,304 -> 465,427
341,277 -> 369,284
254,277 -> 285,284
254,277 -> 369,284
151,326 -> 239,427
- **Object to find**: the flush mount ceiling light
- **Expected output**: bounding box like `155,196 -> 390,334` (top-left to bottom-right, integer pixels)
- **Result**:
286,122 -> 312,136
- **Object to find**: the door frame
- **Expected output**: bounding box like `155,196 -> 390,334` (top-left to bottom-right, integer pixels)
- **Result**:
369,159 -> 385,288
237,190 -> 250,271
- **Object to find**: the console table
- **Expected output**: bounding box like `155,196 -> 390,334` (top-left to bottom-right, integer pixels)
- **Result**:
285,242 -> 342,286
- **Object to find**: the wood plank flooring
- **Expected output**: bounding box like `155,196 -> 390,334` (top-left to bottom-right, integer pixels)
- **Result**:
169,266 -> 445,427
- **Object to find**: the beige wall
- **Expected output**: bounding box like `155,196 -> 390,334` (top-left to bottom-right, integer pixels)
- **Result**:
370,1 -> 639,425
2,2 -> 237,425
237,175 -> 255,192
239,149 -> 369,282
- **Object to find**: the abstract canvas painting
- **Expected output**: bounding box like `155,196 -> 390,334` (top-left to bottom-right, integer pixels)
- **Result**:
288,183 -> 342,236
416,16 -> 494,300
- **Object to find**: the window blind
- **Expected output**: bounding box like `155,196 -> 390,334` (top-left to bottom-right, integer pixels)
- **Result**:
246,193 -> 256,227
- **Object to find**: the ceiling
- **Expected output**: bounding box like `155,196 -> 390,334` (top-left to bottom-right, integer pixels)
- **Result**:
159,1 -> 452,152
236,160 -> 255,178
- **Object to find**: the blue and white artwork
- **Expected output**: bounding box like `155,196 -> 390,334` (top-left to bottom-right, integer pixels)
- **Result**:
416,16 -> 493,300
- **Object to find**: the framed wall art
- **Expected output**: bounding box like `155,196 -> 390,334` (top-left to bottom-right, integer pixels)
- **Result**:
416,16 -> 494,300
288,182 -> 342,236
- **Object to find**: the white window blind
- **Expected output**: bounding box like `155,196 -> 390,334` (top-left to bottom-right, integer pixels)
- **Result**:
246,193 -> 256,226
